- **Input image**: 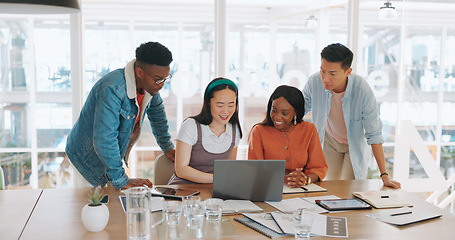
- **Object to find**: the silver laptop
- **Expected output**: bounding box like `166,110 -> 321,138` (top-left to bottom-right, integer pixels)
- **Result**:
212,160 -> 286,201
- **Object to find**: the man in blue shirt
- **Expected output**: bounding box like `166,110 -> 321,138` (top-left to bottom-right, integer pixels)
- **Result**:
303,43 -> 400,188
66,42 -> 175,189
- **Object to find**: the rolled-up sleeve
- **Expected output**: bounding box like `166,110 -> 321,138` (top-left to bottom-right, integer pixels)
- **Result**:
361,83 -> 384,145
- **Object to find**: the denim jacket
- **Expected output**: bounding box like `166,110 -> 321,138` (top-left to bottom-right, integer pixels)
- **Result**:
66,59 -> 174,189
303,72 -> 383,179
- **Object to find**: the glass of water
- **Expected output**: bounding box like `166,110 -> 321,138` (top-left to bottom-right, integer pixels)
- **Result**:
204,198 -> 223,222
164,201 -> 182,225
293,209 -> 313,240
186,203 -> 205,229
122,186 -> 151,240
182,196 -> 201,218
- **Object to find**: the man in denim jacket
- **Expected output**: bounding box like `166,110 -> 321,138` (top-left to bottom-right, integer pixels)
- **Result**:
66,42 -> 175,189
303,43 -> 400,188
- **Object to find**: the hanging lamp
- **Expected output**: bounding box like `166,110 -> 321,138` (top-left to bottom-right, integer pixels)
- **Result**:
379,1 -> 398,20
306,15 -> 318,29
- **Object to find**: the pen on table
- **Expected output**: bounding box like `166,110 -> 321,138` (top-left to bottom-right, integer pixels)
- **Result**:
390,211 -> 412,216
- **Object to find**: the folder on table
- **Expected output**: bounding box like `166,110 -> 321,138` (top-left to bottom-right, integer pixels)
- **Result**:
352,191 -> 413,208
368,207 -> 442,226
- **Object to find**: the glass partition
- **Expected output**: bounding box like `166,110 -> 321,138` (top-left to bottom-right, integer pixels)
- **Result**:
1,1 -> 455,190
0,152 -> 31,188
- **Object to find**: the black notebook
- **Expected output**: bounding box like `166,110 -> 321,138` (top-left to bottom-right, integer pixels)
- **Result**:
234,217 -> 288,239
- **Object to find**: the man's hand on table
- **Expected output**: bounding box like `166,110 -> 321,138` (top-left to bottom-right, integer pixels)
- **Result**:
121,178 -> 153,190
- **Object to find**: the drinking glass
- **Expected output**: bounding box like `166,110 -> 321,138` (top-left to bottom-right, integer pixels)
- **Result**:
204,198 -> 223,222
182,196 -> 201,218
122,186 -> 151,240
293,209 -> 313,240
164,201 -> 182,225
186,203 -> 205,229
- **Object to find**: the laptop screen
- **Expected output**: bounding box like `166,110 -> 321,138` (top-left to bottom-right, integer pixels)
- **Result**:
212,160 -> 286,201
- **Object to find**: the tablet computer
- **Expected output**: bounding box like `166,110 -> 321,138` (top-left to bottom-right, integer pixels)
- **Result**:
315,198 -> 372,211
151,186 -> 200,199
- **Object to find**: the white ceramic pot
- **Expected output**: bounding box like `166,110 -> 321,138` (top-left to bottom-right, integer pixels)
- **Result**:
81,203 -> 110,232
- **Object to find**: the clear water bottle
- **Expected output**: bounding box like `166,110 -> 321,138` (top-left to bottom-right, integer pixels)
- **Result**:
122,186 -> 151,240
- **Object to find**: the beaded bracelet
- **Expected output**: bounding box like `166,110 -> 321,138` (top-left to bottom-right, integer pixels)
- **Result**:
380,172 -> 389,177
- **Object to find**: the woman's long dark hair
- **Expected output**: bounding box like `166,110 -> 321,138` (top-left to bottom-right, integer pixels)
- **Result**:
259,85 -> 305,127
192,77 -> 243,138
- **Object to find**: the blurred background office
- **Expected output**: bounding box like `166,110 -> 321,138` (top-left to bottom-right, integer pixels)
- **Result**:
0,0 -> 454,209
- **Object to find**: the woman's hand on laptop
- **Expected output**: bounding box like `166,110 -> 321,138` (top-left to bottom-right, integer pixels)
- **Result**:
285,168 -> 311,188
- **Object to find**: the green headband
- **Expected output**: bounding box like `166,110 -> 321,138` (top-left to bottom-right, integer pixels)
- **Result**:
205,79 -> 238,97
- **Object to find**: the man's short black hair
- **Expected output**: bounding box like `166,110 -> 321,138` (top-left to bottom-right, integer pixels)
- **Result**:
321,43 -> 353,70
135,42 -> 173,66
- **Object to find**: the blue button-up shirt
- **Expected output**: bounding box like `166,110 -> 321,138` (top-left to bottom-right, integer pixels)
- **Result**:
303,72 -> 383,179
66,59 -> 174,189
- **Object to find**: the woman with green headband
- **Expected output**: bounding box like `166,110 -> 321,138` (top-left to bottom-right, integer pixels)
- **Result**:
168,78 -> 243,184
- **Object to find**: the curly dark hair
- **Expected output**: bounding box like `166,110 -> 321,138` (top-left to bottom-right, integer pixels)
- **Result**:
321,43 -> 353,71
135,42 -> 173,66
259,85 -> 304,127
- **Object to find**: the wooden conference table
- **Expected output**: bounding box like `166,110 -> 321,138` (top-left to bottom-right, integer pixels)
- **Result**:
2,180 -> 454,240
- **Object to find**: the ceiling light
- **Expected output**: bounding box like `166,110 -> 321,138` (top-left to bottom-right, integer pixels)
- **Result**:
306,15 -> 318,29
0,0 -> 80,14
379,1 -> 398,20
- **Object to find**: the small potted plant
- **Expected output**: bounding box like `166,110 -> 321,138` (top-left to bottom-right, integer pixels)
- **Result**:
81,186 -> 110,232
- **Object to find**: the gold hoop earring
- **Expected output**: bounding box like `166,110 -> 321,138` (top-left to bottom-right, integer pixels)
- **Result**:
293,116 -> 297,125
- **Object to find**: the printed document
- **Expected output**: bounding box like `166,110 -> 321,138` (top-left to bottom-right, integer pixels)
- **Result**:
270,211 -> 348,238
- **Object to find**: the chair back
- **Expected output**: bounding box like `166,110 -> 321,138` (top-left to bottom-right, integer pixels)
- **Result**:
0,165 -> 5,190
153,153 -> 175,185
